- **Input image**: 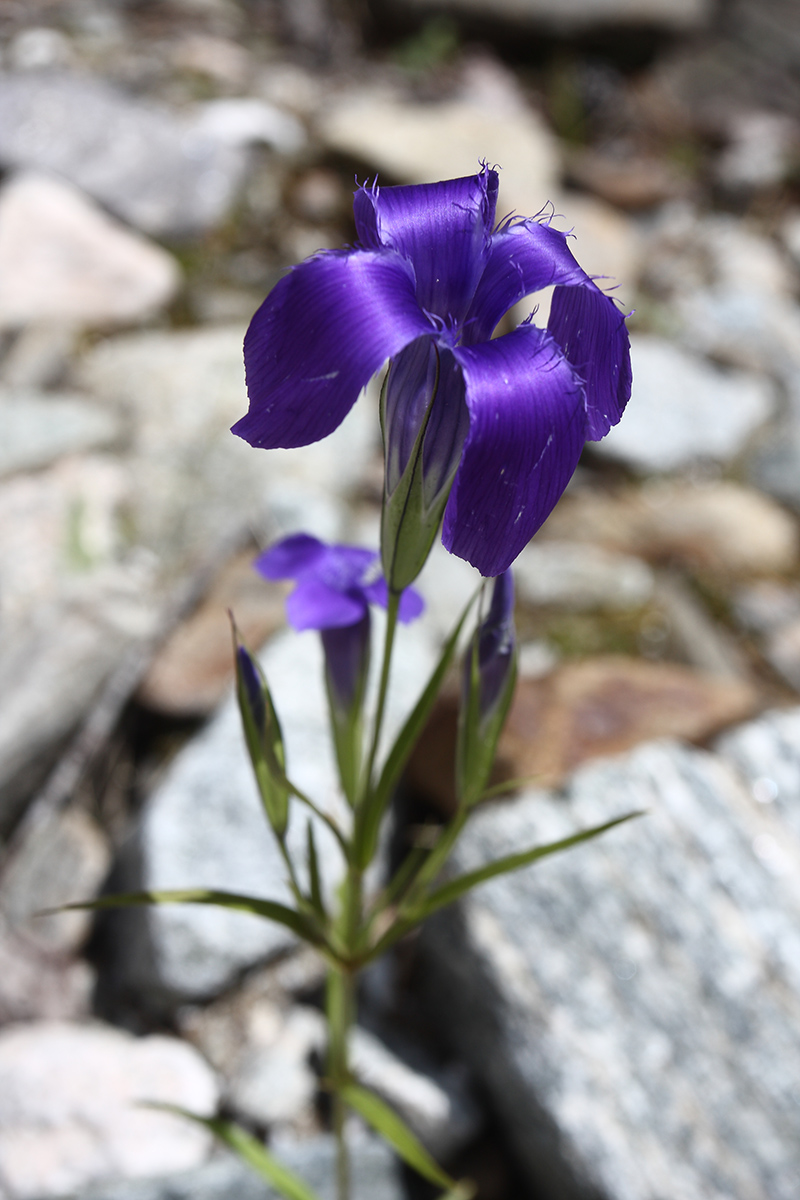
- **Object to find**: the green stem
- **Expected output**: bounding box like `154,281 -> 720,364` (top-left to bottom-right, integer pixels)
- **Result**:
327,966 -> 355,1200
360,590 -> 401,801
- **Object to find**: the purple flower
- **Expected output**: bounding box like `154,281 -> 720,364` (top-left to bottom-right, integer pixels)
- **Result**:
255,534 -> 423,708
234,166 -> 631,578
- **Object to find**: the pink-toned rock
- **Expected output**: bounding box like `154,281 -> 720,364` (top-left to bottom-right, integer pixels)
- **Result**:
0,1022 -> 218,1198
0,173 -> 180,330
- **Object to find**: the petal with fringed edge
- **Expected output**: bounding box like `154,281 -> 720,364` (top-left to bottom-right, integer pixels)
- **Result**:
465,218 -> 631,438
286,577 -> 368,631
234,248 -> 433,450
353,168 -> 498,325
443,325 -> 586,577
465,218 -> 592,342
547,281 -> 632,440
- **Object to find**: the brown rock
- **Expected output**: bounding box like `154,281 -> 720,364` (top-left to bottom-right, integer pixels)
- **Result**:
407,656 -> 757,813
137,550 -> 287,717
544,481 -> 798,576
566,148 -> 689,210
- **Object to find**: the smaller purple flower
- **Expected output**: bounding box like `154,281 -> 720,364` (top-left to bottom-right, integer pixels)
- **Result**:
255,533 -> 423,710
256,533 -> 423,632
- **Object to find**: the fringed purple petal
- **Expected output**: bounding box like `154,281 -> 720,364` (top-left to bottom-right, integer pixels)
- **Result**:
286,577 -> 368,631
443,325 -> 585,577
465,218 -> 589,343
465,217 -> 631,438
234,248 -> 433,449
254,534 -> 326,581
548,283 -> 632,440
353,167 -> 499,325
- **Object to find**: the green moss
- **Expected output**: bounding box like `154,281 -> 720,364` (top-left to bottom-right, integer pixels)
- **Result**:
516,604 -> 657,660
393,17 -> 460,73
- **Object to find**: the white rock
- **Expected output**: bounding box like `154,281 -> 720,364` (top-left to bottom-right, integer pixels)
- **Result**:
0,173 -> 180,330
596,336 -> 776,472
515,540 -> 653,611
229,1006 -> 324,1126
317,90 -> 560,219
192,99 -> 306,155
0,389 -> 119,478
716,111 -> 798,190
0,1021 -> 218,1199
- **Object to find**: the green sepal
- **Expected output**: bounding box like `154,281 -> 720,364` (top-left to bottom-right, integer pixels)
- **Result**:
148,1105 -> 321,1200
380,361 -> 459,593
353,593 -> 476,870
456,633 -> 518,809
232,617 -> 290,837
49,887 -> 327,948
340,1081 -> 469,1195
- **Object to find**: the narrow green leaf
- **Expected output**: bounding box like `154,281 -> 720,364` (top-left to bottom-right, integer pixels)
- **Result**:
479,775 -> 546,801
306,820 -> 325,918
49,888 -> 325,946
413,811 -> 645,920
340,1082 -> 459,1193
355,593 -> 476,869
149,1106 -> 321,1200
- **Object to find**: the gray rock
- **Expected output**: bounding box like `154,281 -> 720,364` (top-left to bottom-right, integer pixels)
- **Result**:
0,1021 -> 218,1199
393,0 -> 710,31
45,1136 -> 402,1200
0,389 -> 119,478
748,422 -> 800,515
79,326 -> 381,578
0,173 -> 181,330
113,619 -> 437,1007
717,707 -> 800,838
0,72 -> 247,239
0,585 -> 158,836
1,807 -> 111,954
0,914 -> 94,1026
420,726 -> 800,1199
514,541 -> 653,611
595,336 -> 775,473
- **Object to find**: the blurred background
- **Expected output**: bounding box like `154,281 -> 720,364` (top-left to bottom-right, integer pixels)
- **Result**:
1,1 -> 800,1198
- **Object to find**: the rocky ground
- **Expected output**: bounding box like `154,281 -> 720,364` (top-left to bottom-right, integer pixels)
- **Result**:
1,0 -> 800,1197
